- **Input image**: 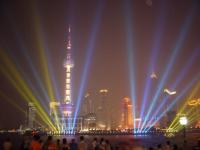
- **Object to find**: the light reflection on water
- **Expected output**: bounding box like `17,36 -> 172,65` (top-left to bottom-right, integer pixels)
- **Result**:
51,135 -> 166,148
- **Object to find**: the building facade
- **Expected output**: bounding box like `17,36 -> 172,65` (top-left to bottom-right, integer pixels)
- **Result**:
121,97 -> 133,129
27,102 -> 36,128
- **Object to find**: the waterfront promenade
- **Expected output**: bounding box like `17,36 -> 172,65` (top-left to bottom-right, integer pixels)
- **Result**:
0,132 -> 199,149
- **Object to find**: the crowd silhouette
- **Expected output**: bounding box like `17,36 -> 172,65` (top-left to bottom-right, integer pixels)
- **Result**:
1,135 -> 200,150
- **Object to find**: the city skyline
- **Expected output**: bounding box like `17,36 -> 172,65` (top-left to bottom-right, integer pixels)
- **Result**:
0,0 -> 200,129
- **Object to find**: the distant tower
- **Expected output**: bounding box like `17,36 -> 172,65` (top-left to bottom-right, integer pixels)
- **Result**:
27,102 -> 36,128
97,89 -> 110,129
49,26 -> 82,131
62,26 -> 74,117
81,93 -> 97,130
64,26 -> 74,105
82,93 -> 93,115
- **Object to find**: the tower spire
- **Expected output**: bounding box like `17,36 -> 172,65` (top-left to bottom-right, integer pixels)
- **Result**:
67,25 -> 71,50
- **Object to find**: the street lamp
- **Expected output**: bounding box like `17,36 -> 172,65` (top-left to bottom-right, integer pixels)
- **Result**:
179,116 -> 188,140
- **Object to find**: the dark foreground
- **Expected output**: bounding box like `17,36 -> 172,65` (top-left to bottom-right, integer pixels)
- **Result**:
0,132 -> 200,150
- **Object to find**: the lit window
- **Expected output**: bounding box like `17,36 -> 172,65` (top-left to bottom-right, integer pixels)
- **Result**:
66,90 -> 70,95
66,96 -> 70,100
67,73 -> 70,78
67,79 -> 70,83
67,67 -> 71,72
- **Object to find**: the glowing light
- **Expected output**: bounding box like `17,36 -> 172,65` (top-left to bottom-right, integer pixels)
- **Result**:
161,46 -> 200,131
63,110 -> 72,117
28,1 -> 61,130
99,89 -> 108,93
85,93 -> 90,98
140,5 -> 197,132
64,51 -> 73,104
168,80 -> 200,131
164,88 -> 177,95
124,0 -> 136,132
188,98 -> 200,106
135,118 -> 141,121
138,0 -> 167,131
122,97 -> 134,129
0,51 -> 57,131
98,124 -> 106,128
146,45 -> 200,132
179,117 -> 188,125
150,72 -> 158,79
144,75 -> 199,132
72,1 -> 104,130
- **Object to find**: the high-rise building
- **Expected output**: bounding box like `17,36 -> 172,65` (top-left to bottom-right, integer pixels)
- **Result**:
80,93 -> 97,130
83,113 -> 97,130
81,93 -> 93,115
96,89 -> 110,130
121,97 -> 133,129
27,102 -> 36,128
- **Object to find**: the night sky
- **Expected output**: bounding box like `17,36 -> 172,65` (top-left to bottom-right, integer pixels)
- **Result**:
0,0 -> 200,129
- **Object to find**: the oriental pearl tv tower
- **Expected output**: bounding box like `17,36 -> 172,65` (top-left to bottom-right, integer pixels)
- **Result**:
50,26 -> 82,132
61,26 -> 82,131
62,26 -> 74,117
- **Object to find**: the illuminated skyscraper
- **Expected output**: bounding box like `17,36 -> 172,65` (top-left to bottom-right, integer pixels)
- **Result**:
81,93 -> 94,115
96,89 -> 110,129
122,97 -> 133,129
80,93 -> 97,130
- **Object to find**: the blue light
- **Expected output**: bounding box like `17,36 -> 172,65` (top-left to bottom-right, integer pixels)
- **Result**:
124,0 -> 136,133
169,45 -> 200,90
72,0 -> 104,130
142,44 -> 200,132
138,0 -> 167,131
144,73 -> 200,132
140,6 -> 197,131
